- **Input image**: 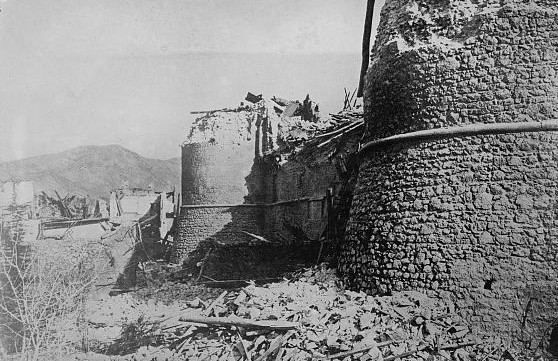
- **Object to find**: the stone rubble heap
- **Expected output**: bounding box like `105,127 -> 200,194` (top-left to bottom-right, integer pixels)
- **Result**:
85,265 -> 531,360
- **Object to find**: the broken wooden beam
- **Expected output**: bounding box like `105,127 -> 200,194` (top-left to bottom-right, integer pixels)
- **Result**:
178,314 -> 298,331
241,231 -> 273,243
324,339 -> 397,360
317,122 -> 364,148
196,247 -> 213,282
196,278 -> 282,287
382,345 -> 428,361
313,120 -> 364,140
190,107 -> 243,114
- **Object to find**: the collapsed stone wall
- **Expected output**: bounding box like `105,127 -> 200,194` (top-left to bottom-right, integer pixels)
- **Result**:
174,96 -> 362,263
340,0 -> 558,346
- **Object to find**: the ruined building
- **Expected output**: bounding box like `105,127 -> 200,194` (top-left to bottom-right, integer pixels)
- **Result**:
173,96 -> 362,264
173,0 -> 558,348
339,0 -> 558,347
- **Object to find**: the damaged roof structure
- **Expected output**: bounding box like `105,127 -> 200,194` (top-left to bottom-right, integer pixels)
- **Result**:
173,93 -> 363,266
186,92 -> 326,155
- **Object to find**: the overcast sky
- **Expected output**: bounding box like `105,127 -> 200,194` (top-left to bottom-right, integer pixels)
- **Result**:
0,0 -> 384,162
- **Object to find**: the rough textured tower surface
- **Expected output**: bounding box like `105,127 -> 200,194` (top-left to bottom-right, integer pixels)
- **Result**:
174,107 -> 265,261
340,0 -> 558,344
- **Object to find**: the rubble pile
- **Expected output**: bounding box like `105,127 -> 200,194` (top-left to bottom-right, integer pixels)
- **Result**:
327,110 -> 363,129
187,93 -> 333,155
87,265 -> 518,360
271,94 -> 328,148
279,108 -> 364,152
185,93 -> 366,164
278,115 -> 329,145
186,106 -> 256,146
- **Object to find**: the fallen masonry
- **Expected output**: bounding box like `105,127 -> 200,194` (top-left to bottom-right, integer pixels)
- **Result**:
174,93 -> 363,281
84,265 -> 519,360
172,65 -> 558,357
2,1 -> 558,359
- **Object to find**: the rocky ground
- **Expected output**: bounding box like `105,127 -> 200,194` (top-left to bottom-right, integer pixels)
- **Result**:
61,263 -> 551,361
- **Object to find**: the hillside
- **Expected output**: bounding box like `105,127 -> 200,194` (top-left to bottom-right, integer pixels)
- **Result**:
0,145 -> 181,199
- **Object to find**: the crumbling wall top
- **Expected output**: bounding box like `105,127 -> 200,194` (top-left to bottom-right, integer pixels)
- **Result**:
186,104 -> 260,146
373,0 -> 558,58
184,95 -> 329,154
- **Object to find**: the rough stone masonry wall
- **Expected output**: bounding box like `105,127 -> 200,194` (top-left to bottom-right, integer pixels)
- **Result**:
340,0 -> 558,345
176,206 -> 264,257
261,131 -> 361,244
262,160 -> 334,243
173,141 -> 264,261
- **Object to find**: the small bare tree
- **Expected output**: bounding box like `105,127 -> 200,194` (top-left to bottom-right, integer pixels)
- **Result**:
0,237 -> 107,360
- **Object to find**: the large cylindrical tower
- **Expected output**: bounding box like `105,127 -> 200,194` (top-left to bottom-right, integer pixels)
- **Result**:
172,109 -> 265,262
340,0 -> 558,344
181,142 -> 256,205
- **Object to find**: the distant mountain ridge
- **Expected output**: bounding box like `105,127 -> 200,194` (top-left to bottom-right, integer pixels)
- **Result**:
0,145 -> 181,199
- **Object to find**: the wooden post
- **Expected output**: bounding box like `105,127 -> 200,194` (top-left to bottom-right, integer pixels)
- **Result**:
196,248 -> 213,282
326,188 -> 334,242
357,0 -> 376,97
317,188 -> 334,264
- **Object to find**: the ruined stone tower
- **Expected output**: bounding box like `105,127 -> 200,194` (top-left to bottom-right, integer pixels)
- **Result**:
340,0 -> 558,344
173,106 -> 266,261
173,97 -> 331,262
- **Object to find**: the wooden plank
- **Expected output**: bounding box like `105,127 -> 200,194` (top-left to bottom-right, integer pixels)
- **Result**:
317,122 -> 364,148
324,340 -> 397,360
313,120 -> 364,140
178,314 -> 298,331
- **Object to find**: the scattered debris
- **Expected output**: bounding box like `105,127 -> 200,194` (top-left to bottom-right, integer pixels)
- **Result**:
37,191 -> 106,220
37,217 -> 111,240
84,265 -> 518,360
